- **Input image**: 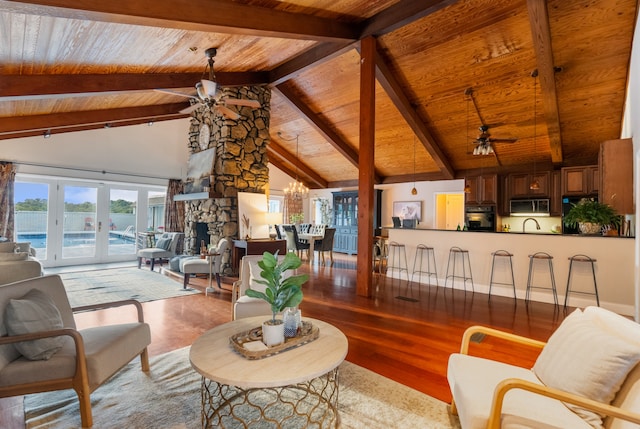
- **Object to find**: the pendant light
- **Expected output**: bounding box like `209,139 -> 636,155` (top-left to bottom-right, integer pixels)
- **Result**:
411,135 -> 418,195
463,91 -> 471,194
529,69 -> 540,191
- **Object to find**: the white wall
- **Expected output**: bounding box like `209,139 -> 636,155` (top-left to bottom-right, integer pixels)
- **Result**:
1,119 -> 190,186
624,12 -> 640,320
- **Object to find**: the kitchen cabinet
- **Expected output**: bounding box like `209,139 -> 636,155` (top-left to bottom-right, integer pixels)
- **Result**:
465,174 -> 497,205
508,171 -> 550,198
550,170 -> 562,216
332,189 -> 382,255
561,165 -> 598,196
599,138 -> 634,214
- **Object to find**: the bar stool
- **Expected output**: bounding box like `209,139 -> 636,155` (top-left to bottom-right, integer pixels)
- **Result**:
387,241 -> 409,281
525,252 -> 558,305
445,247 -> 474,292
564,254 -> 599,308
412,244 -> 439,286
488,250 -> 516,300
372,238 -> 389,274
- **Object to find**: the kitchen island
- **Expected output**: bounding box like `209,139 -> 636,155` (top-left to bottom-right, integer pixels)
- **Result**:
385,227 -> 634,315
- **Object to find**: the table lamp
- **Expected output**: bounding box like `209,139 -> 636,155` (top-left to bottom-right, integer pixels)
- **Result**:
265,212 -> 283,240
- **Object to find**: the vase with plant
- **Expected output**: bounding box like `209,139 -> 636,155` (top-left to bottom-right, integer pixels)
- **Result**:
245,251 -> 308,346
563,198 -> 621,235
289,212 -> 304,224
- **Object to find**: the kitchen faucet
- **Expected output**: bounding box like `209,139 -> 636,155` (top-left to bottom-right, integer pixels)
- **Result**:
523,217 -> 541,233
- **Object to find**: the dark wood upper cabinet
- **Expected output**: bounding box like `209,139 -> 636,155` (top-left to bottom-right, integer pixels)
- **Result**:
465,174 -> 497,205
599,138 -> 634,214
509,171 -> 550,198
561,165 -> 599,196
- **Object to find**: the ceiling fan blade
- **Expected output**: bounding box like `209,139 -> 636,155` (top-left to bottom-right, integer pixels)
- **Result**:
224,98 -> 260,108
154,89 -> 197,100
492,138 -> 519,144
179,103 -> 201,114
216,104 -> 240,120
200,79 -> 218,98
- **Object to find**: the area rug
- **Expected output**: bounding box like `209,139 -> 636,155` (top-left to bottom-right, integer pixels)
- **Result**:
24,347 -> 461,428
58,267 -> 200,308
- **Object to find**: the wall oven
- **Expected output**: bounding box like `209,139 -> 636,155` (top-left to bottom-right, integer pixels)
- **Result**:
464,206 -> 496,232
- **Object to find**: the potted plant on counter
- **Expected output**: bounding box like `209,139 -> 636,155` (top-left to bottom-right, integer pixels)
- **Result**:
563,198 -> 622,235
245,251 -> 308,347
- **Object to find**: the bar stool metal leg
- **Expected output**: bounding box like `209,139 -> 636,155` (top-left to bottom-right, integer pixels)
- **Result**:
412,244 -> 438,286
564,254 -> 599,308
387,241 -> 409,281
525,252 -> 558,305
445,246 -> 474,292
488,250 -> 516,300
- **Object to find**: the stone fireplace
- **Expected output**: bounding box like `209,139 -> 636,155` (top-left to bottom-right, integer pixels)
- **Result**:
181,85 -> 271,274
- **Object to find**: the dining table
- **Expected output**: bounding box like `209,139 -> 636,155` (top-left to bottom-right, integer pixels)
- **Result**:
298,232 -> 324,263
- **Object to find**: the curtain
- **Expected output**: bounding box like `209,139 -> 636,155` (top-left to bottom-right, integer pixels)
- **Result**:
164,179 -> 184,233
0,162 -> 16,240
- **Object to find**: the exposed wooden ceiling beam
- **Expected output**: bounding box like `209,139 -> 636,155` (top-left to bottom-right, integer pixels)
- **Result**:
274,84 -> 383,184
374,50 -> 455,179
360,0 -> 459,37
527,0 -> 563,164
0,72 -> 269,99
268,140 -> 327,189
1,0 -> 359,42
269,42 -> 357,86
0,103 -> 188,135
382,172 -> 448,184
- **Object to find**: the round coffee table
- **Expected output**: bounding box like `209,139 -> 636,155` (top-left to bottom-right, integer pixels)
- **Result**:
190,316 -> 348,428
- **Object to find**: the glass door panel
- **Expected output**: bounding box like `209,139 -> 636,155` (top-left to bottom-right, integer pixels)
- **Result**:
14,182 -> 50,260
108,189 -> 138,256
62,185 -> 98,259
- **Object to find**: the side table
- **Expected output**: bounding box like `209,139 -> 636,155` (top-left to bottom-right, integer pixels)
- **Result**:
190,316 -> 348,428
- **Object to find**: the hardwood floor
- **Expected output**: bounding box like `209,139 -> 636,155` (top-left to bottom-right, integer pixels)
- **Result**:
1,253 -> 570,428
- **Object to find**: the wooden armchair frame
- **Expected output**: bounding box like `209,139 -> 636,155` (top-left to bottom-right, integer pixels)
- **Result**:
452,325 -> 640,428
0,299 -> 149,428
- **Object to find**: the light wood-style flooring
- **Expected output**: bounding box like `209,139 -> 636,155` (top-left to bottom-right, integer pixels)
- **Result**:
1,253 -> 570,428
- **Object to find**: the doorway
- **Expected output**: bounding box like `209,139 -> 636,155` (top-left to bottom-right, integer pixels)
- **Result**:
435,193 -> 464,230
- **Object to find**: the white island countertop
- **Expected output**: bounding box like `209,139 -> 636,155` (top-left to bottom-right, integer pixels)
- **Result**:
384,228 -> 634,315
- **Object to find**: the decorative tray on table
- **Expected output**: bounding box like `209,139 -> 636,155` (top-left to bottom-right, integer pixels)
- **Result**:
230,321 -> 319,360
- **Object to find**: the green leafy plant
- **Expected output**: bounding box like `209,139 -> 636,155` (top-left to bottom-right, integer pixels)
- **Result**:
563,198 -> 621,230
289,212 -> 304,224
245,251 -> 308,324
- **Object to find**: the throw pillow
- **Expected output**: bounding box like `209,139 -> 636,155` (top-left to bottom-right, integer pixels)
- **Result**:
156,237 -> 172,250
0,252 -> 28,262
4,289 -> 65,360
533,308 -> 640,428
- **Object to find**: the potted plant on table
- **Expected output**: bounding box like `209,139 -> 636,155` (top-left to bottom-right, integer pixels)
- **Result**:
245,251 -> 308,347
563,198 -> 622,235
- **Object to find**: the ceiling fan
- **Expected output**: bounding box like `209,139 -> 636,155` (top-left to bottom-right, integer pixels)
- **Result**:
464,87 -> 518,157
155,47 -> 260,119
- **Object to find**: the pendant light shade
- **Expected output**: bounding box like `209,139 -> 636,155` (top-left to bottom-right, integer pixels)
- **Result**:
530,69 -> 540,190
411,135 -> 418,195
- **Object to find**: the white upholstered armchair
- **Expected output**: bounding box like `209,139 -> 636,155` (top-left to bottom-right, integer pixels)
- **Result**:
0,274 -> 151,428
447,306 -> 640,429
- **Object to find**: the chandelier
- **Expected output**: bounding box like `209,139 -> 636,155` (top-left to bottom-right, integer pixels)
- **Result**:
281,132 -> 308,199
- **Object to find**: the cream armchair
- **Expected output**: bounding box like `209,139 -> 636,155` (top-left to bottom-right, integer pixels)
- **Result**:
447,306 -> 640,429
231,254 -> 287,320
0,274 -> 151,428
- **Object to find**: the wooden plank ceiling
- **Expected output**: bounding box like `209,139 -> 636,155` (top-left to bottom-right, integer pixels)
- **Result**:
0,0 -> 636,187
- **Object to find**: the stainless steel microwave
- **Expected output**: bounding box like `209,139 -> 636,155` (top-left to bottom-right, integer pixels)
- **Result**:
509,199 -> 550,216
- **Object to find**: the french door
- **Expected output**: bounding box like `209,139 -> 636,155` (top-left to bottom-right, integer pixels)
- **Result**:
15,176 -> 164,268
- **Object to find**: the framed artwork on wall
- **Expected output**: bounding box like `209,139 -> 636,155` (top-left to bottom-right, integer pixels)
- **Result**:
393,201 -> 422,221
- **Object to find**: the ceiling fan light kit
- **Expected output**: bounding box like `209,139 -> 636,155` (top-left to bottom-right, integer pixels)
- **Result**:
156,47 -> 260,119
465,88 -> 518,158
